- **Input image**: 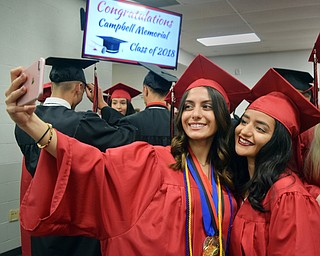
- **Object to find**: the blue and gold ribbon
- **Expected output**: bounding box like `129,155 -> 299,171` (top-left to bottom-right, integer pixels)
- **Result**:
184,163 -> 193,256
183,149 -> 233,256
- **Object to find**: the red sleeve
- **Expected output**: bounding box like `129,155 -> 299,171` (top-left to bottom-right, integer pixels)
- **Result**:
268,192 -> 320,255
20,160 -> 32,256
20,131 -> 162,240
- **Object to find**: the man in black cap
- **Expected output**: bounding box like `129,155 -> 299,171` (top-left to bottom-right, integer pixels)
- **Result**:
99,63 -> 178,146
15,57 -> 138,256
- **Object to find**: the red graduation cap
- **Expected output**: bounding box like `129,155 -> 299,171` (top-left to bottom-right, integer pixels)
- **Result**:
37,82 -> 52,103
248,68 -> 320,138
165,54 -> 250,112
103,83 -> 141,101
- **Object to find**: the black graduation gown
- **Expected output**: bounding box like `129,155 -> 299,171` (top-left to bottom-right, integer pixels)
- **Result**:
15,105 -> 138,256
101,103 -> 171,146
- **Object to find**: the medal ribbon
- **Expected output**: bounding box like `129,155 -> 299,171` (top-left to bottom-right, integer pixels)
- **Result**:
184,163 -> 193,256
184,149 -> 233,255
212,165 -> 234,256
218,176 -> 223,256
187,152 -> 219,237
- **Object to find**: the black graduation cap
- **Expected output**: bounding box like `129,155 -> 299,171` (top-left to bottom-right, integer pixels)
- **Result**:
46,57 -> 98,84
140,62 -> 178,92
273,68 -> 313,92
97,36 -> 127,54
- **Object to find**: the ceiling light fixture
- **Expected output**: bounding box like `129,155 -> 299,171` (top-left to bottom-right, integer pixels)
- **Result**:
197,33 -> 260,46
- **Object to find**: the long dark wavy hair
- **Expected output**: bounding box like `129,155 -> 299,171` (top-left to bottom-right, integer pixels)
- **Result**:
230,118 -> 292,212
170,86 -> 234,189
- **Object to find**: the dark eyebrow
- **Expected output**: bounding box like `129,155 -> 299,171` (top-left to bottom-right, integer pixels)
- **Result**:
242,113 -> 271,129
256,120 -> 271,129
242,113 -> 249,119
185,99 -> 212,103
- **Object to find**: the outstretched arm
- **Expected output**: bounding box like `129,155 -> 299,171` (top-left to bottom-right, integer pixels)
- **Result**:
5,67 -> 57,157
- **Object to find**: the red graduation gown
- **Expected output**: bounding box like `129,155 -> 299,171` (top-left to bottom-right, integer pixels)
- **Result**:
20,131 -> 237,255
230,171 -> 320,256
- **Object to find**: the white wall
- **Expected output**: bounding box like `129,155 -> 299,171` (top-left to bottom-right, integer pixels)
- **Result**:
0,0 -> 317,254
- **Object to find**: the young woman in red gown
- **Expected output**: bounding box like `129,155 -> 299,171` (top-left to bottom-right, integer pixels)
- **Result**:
230,68 -> 320,256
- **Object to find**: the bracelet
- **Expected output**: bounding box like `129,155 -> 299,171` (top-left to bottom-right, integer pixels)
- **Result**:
36,123 -> 51,144
37,123 -> 53,149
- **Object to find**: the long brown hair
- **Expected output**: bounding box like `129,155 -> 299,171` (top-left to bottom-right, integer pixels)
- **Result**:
170,86 -> 233,189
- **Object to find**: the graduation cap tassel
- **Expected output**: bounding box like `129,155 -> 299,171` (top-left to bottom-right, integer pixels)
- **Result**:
169,84 -> 176,140
312,47 -> 319,108
93,64 -> 99,112
309,33 -> 320,108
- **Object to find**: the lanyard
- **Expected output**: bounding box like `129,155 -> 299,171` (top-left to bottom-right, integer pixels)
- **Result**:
187,156 -> 219,236
184,151 -> 233,256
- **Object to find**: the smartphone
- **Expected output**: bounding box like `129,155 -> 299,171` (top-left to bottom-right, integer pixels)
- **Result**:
17,58 -> 45,106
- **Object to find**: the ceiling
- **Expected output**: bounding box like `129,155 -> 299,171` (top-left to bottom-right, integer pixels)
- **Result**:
133,0 -> 320,58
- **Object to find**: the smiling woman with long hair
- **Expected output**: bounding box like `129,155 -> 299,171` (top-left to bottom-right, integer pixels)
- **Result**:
229,69 -> 320,256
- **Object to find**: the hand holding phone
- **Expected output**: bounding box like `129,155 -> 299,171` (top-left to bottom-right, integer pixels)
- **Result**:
17,58 -> 45,106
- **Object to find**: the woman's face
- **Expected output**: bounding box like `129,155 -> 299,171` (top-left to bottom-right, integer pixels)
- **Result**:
111,98 -> 127,115
235,109 -> 275,160
182,87 -> 217,143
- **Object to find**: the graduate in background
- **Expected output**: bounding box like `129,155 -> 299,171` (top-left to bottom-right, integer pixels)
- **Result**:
103,82 -> 141,116
96,63 -> 178,146
230,68 -> 320,256
6,54 -> 250,256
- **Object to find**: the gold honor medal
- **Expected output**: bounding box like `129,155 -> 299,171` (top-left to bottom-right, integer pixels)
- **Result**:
202,236 -> 219,256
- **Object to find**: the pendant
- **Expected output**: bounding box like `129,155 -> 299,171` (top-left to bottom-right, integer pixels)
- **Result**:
202,236 -> 219,256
